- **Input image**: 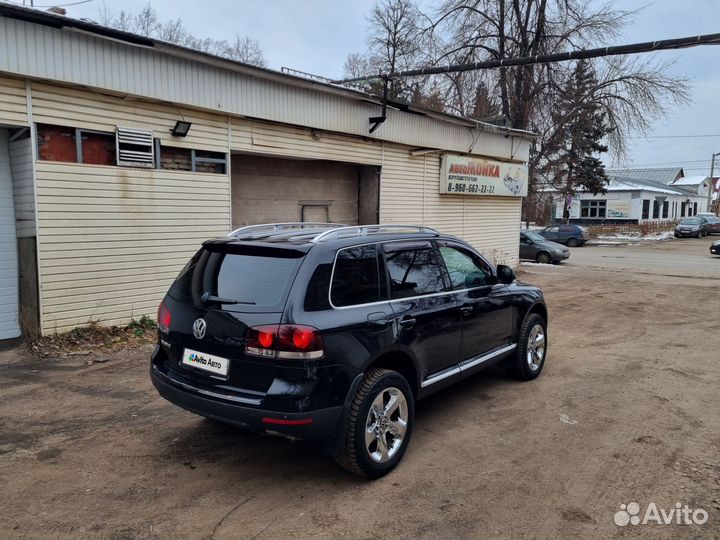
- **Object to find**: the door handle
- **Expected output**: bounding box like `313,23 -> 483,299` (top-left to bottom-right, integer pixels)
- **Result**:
367,312 -> 391,330
398,316 -> 416,329
460,306 -> 473,317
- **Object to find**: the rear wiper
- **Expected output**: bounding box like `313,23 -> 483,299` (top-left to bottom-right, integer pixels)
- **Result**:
200,292 -> 256,305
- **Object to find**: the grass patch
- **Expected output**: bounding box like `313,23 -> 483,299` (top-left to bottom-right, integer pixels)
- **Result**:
26,316 -> 157,358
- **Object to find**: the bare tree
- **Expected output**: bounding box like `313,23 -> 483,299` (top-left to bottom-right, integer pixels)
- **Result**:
344,0 -> 435,102
224,35 -> 267,67
96,2 -> 267,68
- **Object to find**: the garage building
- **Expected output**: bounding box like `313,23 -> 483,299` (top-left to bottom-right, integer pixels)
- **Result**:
0,4 -> 533,337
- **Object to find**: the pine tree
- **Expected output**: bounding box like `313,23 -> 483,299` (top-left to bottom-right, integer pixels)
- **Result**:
547,60 -> 613,222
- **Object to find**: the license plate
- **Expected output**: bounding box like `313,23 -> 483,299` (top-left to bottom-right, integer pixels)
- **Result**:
181,348 -> 229,377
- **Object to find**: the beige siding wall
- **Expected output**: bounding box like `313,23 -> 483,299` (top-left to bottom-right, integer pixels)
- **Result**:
35,162 -> 230,334
0,76 -> 27,126
26,82 -> 521,334
31,82 -> 229,152
9,136 -> 36,238
231,118 -> 382,165
379,146 -> 521,266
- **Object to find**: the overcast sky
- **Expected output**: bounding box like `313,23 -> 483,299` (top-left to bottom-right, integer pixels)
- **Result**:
61,0 -> 720,177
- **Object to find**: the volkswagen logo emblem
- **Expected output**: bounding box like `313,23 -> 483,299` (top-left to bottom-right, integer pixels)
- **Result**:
192,318 -> 207,340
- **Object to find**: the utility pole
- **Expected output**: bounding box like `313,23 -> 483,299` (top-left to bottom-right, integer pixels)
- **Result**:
709,153 -> 719,216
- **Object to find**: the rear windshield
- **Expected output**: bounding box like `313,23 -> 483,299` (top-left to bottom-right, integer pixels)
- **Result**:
169,245 -> 304,311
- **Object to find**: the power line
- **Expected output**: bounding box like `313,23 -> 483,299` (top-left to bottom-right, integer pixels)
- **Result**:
627,134 -> 720,139
335,31 -> 720,83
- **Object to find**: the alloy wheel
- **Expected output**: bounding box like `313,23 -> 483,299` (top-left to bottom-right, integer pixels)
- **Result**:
526,324 -> 546,371
365,387 -> 408,463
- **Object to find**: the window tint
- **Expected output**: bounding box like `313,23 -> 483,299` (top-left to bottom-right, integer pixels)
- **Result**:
559,225 -> 575,232
439,245 -> 493,289
169,246 -> 302,309
330,245 -> 383,307
385,246 -> 447,298
545,226 -> 559,233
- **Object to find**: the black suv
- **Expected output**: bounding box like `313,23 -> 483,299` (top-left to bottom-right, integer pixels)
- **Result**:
151,223 -> 549,477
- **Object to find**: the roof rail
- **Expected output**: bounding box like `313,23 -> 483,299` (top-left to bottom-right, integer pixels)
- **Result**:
311,224 -> 439,243
227,222 -> 347,237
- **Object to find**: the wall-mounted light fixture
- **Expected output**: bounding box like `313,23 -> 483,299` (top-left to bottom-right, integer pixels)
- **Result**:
170,120 -> 192,137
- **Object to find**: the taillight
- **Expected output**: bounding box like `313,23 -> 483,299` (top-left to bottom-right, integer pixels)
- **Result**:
157,301 -> 171,334
245,324 -> 324,360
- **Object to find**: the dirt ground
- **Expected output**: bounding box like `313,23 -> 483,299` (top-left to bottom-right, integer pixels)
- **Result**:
1,238 -> 719,539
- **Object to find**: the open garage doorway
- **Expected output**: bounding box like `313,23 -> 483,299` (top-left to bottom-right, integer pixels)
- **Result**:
231,154 -> 379,228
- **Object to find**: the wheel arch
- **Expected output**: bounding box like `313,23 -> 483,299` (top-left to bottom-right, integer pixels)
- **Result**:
364,349 -> 419,397
516,301 -> 548,340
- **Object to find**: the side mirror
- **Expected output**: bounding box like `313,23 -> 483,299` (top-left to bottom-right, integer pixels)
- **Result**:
496,264 -> 515,284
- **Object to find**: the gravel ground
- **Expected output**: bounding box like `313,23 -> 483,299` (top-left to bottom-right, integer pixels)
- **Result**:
1,239 -> 719,539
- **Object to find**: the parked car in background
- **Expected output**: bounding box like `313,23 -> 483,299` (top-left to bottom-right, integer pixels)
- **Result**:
674,218 -> 709,238
696,213 -> 716,220
151,223 -> 549,478
539,224 -> 589,247
711,239 -> 720,256
520,231 -> 570,264
701,215 -> 720,234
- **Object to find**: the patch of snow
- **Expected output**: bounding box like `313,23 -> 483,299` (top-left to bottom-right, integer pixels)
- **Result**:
596,230 -> 675,241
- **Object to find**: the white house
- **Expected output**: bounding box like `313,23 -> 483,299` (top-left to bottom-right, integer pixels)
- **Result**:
550,174 -> 708,224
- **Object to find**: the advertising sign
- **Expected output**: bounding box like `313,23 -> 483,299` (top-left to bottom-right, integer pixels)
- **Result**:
440,154 -> 528,197
607,201 -> 631,218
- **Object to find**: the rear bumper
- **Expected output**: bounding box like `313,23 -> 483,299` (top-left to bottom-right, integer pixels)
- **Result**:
151,365 -> 345,440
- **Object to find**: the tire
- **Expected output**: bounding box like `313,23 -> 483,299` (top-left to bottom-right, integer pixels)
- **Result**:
508,313 -> 547,381
536,252 -> 552,264
566,237 -> 579,247
336,368 -> 414,478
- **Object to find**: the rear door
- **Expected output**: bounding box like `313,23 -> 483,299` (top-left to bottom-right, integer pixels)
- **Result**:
436,241 -> 514,361
560,225 -> 577,243
383,241 -> 461,381
163,243 -> 306,395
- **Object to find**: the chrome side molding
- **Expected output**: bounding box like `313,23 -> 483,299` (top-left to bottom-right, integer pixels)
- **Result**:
421,343 -> 517,388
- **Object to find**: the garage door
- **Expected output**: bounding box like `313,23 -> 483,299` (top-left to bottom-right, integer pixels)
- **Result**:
0,130 -> 20,339
231,155 -> 360,229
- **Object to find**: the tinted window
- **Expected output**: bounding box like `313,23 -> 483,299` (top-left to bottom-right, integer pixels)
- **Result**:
545,226 -> 559,233
385,245 -> 447,299
439,245 -> 493,289
169,246 -> 303,310
559,225 -> 575,232
330,245 -> 383,307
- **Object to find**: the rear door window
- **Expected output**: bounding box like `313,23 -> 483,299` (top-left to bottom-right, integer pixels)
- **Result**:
169,245 -> 304,311
330,244 -> 385,307
384,242 -> 448,299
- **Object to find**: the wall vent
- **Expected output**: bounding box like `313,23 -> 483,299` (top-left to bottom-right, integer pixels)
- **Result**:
116,127 -> 154,167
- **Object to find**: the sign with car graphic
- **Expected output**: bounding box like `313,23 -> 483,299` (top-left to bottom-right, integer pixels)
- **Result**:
440,154 -> 528,197
607,201 -> 631,218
